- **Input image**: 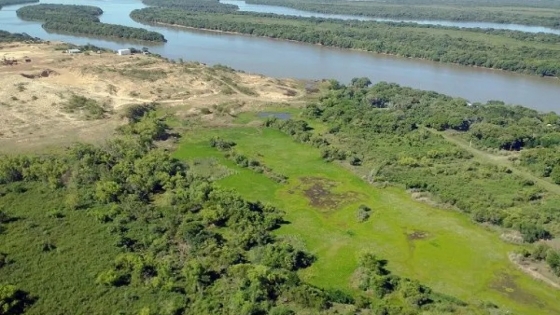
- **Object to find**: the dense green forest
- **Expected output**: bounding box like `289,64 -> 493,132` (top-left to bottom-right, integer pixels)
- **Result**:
0,105 -> 498,315
16,4 -> 166,42
0,0 -> 36,10
143,0 -> 238,13
245,0 -> 560,29
130,7 -> 560,77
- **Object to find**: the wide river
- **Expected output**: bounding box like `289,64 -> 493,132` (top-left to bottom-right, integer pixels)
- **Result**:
0,0 -> 559,112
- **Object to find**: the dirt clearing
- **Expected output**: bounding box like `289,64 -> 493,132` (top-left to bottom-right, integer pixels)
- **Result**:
298,177 -> 361,211
0,42 -> 304,152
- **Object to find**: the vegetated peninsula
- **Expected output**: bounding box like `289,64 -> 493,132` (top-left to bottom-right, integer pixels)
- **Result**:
0,0 -> 37,9
17,4 -> 166,42
244,0 -> 560,29
130,0 -> 560,77
1,31 -> 560,315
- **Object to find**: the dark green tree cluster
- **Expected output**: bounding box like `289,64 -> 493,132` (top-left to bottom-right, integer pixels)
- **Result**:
265,80 -> 560,242
0,30 -> 38,43
355,252 -> 468,314
0,284 -> 34,315
245,0 -> 560,29
17,4 -> 166,42
0,0 -> 37,10
519,243 -> 560,277
143,0 -> 239,13
130,8 -> 560,77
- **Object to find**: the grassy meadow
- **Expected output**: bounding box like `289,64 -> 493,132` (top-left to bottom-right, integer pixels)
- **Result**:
174,118 -> 560,315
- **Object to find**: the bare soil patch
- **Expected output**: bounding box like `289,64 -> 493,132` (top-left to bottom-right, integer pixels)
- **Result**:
489,272 -> 547,308
406,230 -> 429,241
299,177 -> 361,211
509,253 -> 560,290
0,42 -> 304,152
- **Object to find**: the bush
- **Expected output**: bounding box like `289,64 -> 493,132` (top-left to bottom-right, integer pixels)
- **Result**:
209,137 -> 236,151
0,284 -> 34,314
518,223 -> 551,243
357,205 -> 372,223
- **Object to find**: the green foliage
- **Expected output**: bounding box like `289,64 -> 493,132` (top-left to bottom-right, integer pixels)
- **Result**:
521,243 -> 560,277
245,0 -> 560,29
142,0 -> 238,13
356,252 -> 447,312
122,103 -> 157,123
551,166 -> 560,184
209,137 -> 236,151
130,8 -> 560,77
175,124 -> 560,314
517,223 -> 551,243
266,81 -> 560,241
117,111 -> 169,142
258,242 -> 315,271
0,0 -> 37,9
118,69 -> 168,82
356,205 -> 371,222
546,250 -> 560,276
0,30 -> 38,43
62,94 -> 110,120
16,4 -> 166,42
218,144 -> 289,183
0,284 -> 33,315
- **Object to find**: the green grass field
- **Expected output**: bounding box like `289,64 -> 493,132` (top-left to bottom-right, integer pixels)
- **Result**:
174,122 -> 560,315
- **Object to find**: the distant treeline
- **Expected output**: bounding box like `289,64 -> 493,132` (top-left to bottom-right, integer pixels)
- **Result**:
0,0 -> 37,9
0,30 -> 38,42
143,0 -> 239,13
17,4 -> 166,42
245,0 -> 560,29
130,8 -> 560,77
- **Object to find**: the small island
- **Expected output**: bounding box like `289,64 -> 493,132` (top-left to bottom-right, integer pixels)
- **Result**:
17,4 -> 166,42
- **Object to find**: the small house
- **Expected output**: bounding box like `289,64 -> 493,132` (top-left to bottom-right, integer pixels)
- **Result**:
66,49 -> 81,54
117,49 -> 131,56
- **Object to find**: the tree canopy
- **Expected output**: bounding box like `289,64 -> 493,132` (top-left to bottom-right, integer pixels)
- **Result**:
17,4 -> 166,42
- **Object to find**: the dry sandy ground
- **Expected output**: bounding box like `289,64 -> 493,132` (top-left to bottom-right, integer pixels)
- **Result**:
0,42 -> 304,152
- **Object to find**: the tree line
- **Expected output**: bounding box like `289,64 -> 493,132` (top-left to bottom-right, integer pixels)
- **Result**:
142,0 -> 239,13
245,0 -> 560,29
17,4 -> 166,42
0,30 -> 39,43
0,0 -> 37,10
130,8 -> 560,77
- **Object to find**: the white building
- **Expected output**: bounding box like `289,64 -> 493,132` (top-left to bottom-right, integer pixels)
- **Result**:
117,49 -> 131,56
66,49 -> 81,54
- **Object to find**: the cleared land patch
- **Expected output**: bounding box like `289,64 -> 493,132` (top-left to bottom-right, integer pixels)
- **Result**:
299,177 -> 361,211
0,42 -> 303,152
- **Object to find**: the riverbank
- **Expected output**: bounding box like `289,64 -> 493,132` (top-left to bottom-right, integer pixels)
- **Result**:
17,4 -> 166,42
3,0 -> 560,110
131,8 -> 560,78
242,0 -> 560,30
153,21 -> 560,82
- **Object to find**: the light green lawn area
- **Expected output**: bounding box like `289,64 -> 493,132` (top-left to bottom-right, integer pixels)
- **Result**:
174,125 -> 560,315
